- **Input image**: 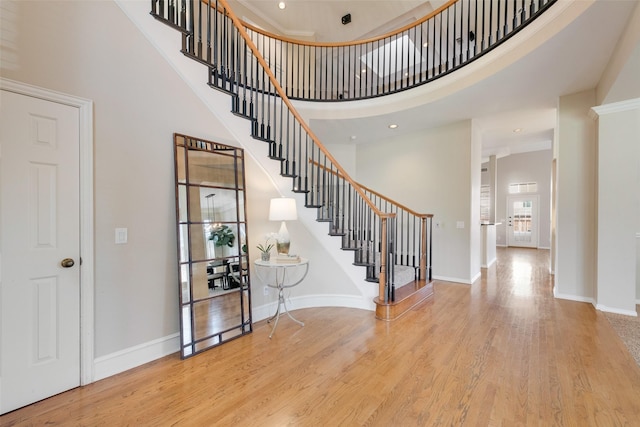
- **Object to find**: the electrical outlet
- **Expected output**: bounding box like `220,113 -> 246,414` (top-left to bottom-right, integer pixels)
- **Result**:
263,286 -> 269,296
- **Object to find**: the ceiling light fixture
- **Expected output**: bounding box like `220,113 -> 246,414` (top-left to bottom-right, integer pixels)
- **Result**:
278,1 -> 286,10
513,128 -> 522,133
388,124 -> 398,129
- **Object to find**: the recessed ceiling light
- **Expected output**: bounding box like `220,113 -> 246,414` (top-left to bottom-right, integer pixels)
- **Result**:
361,69 -> 367,73
513,128 -> 522,133
350,135 -> 357,140
423,42 -> 429,48
278,1 -> 286,9
388,124 -> 398,129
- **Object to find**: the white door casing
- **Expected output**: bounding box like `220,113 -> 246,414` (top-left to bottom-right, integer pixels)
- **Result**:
507,195 -> 539,249
0,79 -> 94,413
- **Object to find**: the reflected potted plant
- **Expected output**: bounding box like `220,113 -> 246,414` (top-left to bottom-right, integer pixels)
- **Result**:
209,225 -> 235,257
256,232 -> 278,261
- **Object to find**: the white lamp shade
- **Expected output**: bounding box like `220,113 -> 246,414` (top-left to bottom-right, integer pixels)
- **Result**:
269,198 -> 297,221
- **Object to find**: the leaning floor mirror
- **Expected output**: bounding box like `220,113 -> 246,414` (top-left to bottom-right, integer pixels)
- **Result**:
173,133 -> 252,359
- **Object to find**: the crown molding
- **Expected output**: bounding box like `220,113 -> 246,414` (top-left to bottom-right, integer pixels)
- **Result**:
591,98 -> 640,117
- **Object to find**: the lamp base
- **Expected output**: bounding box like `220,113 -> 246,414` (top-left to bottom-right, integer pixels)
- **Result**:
276,241 -> 290,255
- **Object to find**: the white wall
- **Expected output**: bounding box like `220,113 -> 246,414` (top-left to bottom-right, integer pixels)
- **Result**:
554,90 -> 597,303
597,1 -> 640,105
486,150 -> 553,249
355,120 -> 476,284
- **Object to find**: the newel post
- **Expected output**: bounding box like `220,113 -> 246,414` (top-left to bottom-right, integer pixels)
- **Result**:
379,217 -> 387,303
419,215 -> 427,280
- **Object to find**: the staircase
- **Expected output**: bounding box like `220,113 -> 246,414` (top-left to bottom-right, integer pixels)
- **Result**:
149,0 -> 434,319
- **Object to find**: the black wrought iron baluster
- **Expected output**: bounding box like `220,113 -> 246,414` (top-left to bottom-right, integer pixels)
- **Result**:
324,47 -> 333,99
312,146 -> 320,207
168,0 -> 175,24
447,7 -> 452,71
452,1 -> 458,67
179,0 -> 186,29
503,0 -> 509,40
230,23 -> 237,94
348,45 -> 353,100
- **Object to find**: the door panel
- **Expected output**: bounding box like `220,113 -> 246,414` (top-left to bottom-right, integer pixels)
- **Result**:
0,90 -> 81,414
507,196 -> 539,248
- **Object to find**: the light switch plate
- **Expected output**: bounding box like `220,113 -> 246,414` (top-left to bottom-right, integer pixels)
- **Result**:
115,228 -> 128,244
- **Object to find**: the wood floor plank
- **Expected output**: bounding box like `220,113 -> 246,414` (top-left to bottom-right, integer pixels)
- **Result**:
2,247 -> 640,426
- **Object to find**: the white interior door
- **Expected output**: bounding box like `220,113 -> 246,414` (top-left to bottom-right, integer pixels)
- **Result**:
0,90 -> 81,414
507,195 -> 539,248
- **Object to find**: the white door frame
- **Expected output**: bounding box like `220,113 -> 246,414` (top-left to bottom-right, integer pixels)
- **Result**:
1,78 -> 95,385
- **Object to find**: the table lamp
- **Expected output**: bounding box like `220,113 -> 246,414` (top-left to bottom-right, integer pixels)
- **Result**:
269,197 -> 297,254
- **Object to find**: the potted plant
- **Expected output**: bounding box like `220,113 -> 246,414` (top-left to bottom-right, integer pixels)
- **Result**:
209,225 -> 235,257
256,233 -> 278,261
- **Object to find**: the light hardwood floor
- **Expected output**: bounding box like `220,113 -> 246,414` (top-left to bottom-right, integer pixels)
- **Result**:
3,248 -> 640,426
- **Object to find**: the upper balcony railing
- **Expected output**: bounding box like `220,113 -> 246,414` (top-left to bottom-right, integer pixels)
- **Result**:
241,0 -> 556,101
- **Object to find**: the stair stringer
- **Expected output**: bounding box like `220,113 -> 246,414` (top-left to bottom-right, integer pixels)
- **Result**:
115,0 -> 377,313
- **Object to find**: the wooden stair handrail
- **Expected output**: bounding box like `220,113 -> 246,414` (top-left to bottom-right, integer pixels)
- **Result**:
216,0 -> 384,218
310,159 -> 430,284
202,0 -> 457,48
310,159 -> 433,219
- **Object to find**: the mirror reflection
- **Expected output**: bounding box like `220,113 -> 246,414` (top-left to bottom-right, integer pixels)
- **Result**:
174,133 -> 252,359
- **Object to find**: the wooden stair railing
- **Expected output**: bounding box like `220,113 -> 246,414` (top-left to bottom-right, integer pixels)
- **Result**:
150,0 -> 434,316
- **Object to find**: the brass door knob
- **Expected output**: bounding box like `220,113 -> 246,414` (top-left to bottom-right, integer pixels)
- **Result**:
61,258 -> 75,268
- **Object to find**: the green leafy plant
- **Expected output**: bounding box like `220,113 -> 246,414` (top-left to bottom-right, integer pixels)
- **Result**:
256,232 -> 278,253
209,225 -> 235,247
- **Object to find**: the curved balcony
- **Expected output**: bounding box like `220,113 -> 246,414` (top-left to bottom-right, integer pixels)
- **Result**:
221,0 -> 556,101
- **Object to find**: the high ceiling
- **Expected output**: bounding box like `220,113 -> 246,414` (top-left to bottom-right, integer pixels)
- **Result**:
234,0 -> 441,42
232,0 -> 638,159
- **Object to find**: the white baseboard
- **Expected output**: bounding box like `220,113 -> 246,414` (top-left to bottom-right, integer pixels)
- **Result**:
252,294 -> 374,322
93,333 -> 180,382
553,288 -> 595,305
432,275 -> 473,285
481,257 -> 497,269
596,304 -> 638,317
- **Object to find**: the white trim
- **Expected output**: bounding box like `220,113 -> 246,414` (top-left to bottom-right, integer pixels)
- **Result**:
433,275 -> 474,285
0,78 -> 95,385
94,334 -> 180,381
596,304 -> 638,317
252,294 -> 374,322
470,271 -> 482,284
591,98 -> 640,116
481,257 -> 497,269
553,288 -> 595,305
